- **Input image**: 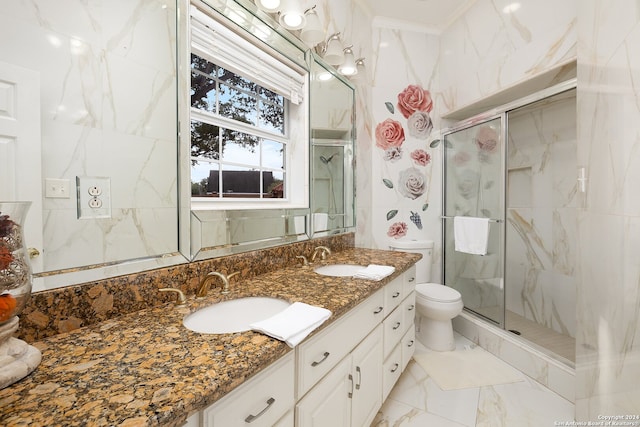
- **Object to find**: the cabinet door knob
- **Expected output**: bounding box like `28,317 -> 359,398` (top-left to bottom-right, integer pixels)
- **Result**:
244,397 -> 275,423
392,322 -> 401,330
355,366 -> 361,390
311,351 -> 330,367
348,373 -> 354,398
407,304 -> 415,311
408,277 -> 415,282
390,363 -> 399,373
407,339 -> 414,348
392,291 -> 400,298
373,306 -> 383,314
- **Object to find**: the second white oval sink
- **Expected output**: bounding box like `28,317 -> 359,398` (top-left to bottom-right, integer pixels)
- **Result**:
183,297 -> 290,334
314,264 -> 366,277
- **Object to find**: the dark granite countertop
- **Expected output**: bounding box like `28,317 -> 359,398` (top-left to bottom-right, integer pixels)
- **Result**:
0,248 -> 420,427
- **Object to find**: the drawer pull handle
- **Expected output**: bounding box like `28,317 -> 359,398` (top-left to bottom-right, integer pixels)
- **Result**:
244,397 -> 275,423
392,322 -> 401,330
390,363 -> 399,373
407,339 -> 414,348
311,352 -> 330,367
348,373 -> 354,398
392,291 -> 400,298
373,306 -> 383,314
408,277 -> 415,282
407,304 -> 415,311
355,366 -> 361,390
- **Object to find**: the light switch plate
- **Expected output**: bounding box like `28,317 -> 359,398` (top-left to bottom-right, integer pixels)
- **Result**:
44,178 -> 70,198
76,176 -> 111,219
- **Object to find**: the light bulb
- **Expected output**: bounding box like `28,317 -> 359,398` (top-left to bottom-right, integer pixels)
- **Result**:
338,46 -> 357,76
255,0 -> 281,13
278,0 -> 306,30
323,33 -> 344,66
300,6 -> 324,47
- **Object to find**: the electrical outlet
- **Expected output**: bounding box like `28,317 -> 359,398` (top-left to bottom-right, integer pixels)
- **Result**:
76,176 -> 111,219
45,178 -> 70,199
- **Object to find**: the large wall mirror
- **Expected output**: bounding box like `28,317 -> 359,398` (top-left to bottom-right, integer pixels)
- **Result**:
309,54 -> 356,237
1,0 -> 356,292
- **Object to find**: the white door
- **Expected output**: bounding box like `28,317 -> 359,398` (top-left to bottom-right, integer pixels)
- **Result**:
0,61 -> 43,273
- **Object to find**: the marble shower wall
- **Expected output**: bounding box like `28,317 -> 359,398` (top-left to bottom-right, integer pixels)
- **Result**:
576,0 -> 640,419
438,0 -> 577,114
0,0 -> 179,273
506,92 -> 577,339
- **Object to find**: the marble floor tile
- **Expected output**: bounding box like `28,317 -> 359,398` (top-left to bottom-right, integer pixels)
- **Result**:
373,333 -> 575,426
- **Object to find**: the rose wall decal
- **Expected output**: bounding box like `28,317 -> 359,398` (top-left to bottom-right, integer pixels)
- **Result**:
375,84 -> 435,239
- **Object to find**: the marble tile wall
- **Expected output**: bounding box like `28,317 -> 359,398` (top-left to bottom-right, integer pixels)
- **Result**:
370,26 -> 444,281
576,0 -> 640,419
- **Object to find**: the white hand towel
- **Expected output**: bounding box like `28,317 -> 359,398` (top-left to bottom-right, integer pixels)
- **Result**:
250,302 -> 331,348
454,216 -> 490,255
353,264 -> 395,281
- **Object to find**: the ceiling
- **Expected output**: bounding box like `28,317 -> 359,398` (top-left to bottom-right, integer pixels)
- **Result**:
358,0 -> 476,33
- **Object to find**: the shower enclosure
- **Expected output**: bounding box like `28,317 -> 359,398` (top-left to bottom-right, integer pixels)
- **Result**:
442,82 -> 577,365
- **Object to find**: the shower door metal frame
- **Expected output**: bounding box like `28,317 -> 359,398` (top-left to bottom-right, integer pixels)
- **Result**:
440,78 -> 577,329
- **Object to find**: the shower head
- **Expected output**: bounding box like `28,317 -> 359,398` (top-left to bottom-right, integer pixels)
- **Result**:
320,152 -> 339,164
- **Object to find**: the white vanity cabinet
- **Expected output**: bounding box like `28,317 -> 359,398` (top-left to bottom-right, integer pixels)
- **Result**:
190,264 -> 418,427
296,325 -> 382,427
201,352 -> 295,427
296,288 -> 385,398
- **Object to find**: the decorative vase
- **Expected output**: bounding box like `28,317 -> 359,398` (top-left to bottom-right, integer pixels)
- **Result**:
0,201 -> 41,389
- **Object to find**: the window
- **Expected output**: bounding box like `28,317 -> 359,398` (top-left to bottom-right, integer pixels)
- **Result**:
189,6 -> 308,209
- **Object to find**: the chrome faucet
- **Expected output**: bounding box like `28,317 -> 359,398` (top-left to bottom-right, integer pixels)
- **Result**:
197,271 -> 240,297
311,245 -> 331,262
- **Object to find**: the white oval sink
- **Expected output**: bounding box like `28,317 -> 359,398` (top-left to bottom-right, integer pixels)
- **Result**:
183,297 -> 290,334
314,264 -> 366,277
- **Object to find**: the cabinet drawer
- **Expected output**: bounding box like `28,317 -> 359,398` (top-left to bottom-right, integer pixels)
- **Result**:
382,344 -> 402,401
383,306 -> 404,359
297,288 -> 384,398
202,352 -> 294,427
403,265 -> 417,296
384,276 -> 404,316
402,292 -> 416,335
401,327 -> 416,371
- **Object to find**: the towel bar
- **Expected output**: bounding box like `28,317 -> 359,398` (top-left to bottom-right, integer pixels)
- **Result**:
441,215 -> 503,223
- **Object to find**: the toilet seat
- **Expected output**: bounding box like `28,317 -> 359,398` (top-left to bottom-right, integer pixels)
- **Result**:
416,283 -> 462,303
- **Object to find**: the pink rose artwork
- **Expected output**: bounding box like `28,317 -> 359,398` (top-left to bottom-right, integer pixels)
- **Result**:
410,149 -> 431,166
453,151 -> 471,166
474,126 -> 499,153
387,221 -> 408,238
375,118 -> 405,150
397,84 -> 433,119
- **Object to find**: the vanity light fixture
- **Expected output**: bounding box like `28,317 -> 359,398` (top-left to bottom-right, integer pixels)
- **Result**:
300,6 -> 324,47
338,45 -> 357,76
323,33 -> 344,66
278,0 -> 306,30
254,0 -> 281,13
349,58 -> 366,82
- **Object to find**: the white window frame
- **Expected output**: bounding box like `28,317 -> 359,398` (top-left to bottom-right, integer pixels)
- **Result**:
188,4 -> 309,211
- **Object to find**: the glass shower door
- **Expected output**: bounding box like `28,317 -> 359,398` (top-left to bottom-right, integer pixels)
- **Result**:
443,116 -> 505,327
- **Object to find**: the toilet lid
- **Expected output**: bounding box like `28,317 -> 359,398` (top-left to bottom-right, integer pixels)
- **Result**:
416,283 -> 462,303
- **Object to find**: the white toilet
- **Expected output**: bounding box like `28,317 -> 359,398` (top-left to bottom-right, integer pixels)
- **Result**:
389,239 -> 463,351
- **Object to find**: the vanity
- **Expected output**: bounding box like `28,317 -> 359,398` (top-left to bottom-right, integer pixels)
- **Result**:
0,248 -> 420,426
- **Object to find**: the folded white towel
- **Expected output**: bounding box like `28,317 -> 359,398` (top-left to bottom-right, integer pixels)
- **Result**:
250,302 -> 332,348
353,264 -> 395,281
454,216 -> 490,255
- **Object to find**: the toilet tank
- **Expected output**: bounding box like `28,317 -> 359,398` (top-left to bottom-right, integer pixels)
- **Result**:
388,239 -> 434,283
